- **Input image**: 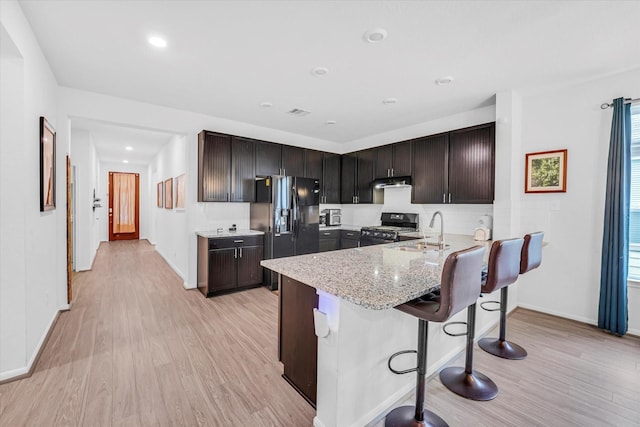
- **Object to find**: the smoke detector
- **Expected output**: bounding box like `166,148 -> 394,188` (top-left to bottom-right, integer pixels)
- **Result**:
287,108 -> 311,117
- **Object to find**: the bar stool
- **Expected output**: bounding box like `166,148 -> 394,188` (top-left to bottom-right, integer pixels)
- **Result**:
438,240 -> 524,401
477,238 -> 526,360
385,245 -> 485,427
520,232 -> 543,276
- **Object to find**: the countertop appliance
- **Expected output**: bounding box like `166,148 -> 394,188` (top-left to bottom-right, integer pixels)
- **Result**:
250,176 -> 320,289
322,208 -> 341,226
360,212 -> 419,246
474,214 -> 493,241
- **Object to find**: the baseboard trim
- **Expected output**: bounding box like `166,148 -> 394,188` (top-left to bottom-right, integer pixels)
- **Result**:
517,303 -> 597,326
0,308 -> 62,384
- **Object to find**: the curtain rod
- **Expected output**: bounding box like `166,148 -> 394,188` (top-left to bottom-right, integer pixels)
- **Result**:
600,97 -> 640,109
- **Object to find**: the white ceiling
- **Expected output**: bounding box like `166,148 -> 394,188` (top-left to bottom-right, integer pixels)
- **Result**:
20,1 -> 640,145
72,118 -> 175,165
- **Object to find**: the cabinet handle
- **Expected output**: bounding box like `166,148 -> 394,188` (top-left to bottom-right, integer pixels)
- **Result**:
346,233 -> 353,236
234,248 -> 237,259
239,247 -> 243,258
448,193 -> 451,203
282,168 -> 286,176
391,168 -> 394,177
443,193 -> 446,203
234,240 -> 244,243
357,241 -> 361,248
323,232 -> 331,236
387,168 -> 390,177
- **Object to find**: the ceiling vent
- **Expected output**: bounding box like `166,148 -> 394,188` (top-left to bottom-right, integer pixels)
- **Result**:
287,108 -> 311,117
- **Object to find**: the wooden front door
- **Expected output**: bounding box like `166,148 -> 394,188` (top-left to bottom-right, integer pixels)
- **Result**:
108,172 -> 140,241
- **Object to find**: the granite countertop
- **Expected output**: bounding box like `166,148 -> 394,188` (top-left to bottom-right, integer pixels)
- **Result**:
261,234 -> 491,310
196,229 -> 264,238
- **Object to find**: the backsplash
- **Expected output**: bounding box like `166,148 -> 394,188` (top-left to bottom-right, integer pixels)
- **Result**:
340,186 -> 493,235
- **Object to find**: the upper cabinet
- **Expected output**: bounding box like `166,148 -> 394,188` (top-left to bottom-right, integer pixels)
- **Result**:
374,141 -> 412,179
322,153 -> 341,204
448,123 -> 495,203
341,149 -> 374,204
198,131 -> 232,202
230,137 -> 256,202
255,141 -> 282,176
411,123 -> 495,204
255,140 -> 304,177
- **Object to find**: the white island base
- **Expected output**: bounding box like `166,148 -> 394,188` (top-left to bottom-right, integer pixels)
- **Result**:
313,289 -> 502,427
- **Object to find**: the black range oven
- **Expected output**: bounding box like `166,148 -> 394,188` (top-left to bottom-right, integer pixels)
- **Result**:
360,212 -> 419,246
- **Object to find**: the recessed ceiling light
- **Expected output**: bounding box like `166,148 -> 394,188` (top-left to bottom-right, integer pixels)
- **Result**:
259,102 -> 273,108
435,76 -> 454,85
148,36 -> 167,48
325,120 -> 337,125
311,67 -> 329,77
123,160 -> 129,164
382,97 -> 398,105
364,28 -> 388,43
125,146 -> 133,151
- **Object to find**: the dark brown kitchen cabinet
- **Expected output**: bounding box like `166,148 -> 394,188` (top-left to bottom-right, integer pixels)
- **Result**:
256,141 -> 282,176
282,145 -> 305,177
411,123 -> 495,204
197,235 -> 264,297
374,141 -> 412,179
319,228 -> 340,252
230,137 -> 255,202
341,149 -> 374,204
304,149 -> 323,179
340,230 -> 360,249
448,123 -> 495,203
198,131 -> 231,202
322,153 -> 341,204
412,133 -> 449,204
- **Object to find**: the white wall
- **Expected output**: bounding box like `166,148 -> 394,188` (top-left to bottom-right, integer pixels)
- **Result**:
151,135 -> 188,281
98,162 -> 150,243
0,0 -> 62,380
516,67 -> 640,334
70,129 -> 100,270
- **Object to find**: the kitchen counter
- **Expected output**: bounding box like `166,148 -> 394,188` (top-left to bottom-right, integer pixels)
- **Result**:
195,229 -> 264,238
318,224 -> 361,232
263,233 -> 496,427
261,233 -> 490,310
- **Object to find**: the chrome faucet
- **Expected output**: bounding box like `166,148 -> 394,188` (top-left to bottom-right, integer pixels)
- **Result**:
429,211 -> 445,250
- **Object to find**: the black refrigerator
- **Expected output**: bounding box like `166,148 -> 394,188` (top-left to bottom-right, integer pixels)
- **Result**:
250,176 -> 320,289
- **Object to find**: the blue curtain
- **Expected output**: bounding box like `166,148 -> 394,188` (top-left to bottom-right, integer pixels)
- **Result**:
599,97 -> 631,336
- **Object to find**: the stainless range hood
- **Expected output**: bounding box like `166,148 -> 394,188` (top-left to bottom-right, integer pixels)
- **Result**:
371,176 -> 412,189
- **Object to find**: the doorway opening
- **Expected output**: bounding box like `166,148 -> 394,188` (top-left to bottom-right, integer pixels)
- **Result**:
108,171 -> 140,241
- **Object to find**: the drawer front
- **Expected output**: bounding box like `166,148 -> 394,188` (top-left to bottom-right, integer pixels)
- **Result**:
319,229 -> 340,240
340,230 -> 359,240
209,235 -> 263,249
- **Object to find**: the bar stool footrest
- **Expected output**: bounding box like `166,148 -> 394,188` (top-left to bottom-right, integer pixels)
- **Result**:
478,338 -> 527,360
442,321 -> 468,337
388,350 -> 418,375
479,300 -> 500,312
439,366 -> 498,401
385,405 -> 449,427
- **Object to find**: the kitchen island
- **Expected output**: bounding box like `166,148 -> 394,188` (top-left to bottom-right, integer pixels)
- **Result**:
262,235 -> 495,427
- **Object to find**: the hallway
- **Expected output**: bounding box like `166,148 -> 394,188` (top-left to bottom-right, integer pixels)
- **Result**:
0,240 -> 314,426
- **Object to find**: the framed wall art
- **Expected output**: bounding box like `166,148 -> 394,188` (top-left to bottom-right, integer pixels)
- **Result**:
157,181 -> 164,207
164,178 -> 173,209
175,173 -> 186,210
40,116 -> 56,211
525,149 -> 567,193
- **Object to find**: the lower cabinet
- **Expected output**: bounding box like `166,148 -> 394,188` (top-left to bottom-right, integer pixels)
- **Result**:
319,229 -> 340,252
197,235 -> 264,297
340,230 -> 360,249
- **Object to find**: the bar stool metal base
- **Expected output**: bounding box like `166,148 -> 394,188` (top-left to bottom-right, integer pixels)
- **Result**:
478,338 -> 527,360
385,405 -> 448,427
439,367 -> 498,401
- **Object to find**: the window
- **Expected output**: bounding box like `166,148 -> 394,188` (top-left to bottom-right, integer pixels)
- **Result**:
627,105 -> 640,280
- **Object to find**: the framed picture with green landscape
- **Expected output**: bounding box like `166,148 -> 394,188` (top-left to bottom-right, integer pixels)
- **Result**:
525,149 -> 567,193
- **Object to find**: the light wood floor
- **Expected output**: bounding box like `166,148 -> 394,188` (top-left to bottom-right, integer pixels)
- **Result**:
1,240 -> 639,427
0,240 -> 315,426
